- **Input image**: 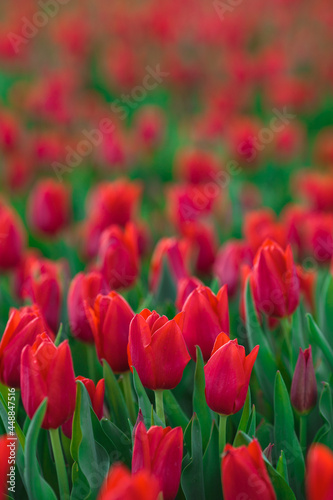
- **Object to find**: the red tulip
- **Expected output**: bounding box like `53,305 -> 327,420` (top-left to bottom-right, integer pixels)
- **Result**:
98,223 -> 139,290
133,105 -> 165,150
28,179 -> 71,236
222,440 -> 276,500
174,148 -> 220,184
97,463 -> 161,500
243,209 -> 287,254
128,309 -> 190,390
213,240 -> 253,297
0,199 -> 25,270
0,305 -> 52,388
204,332 -> 259,415
251,239 -> 300,318
290,346 -> 317,414
132,422 -> 183,500
21,333 -> 76,429
306,444 -> 333,500
62,376 -> 105,439
149,237 -> 190,293
68,271 -> 108,343
180,221 -> 217,275
296,265 -> 317,313
176,276 -> 202,310
86,292 -> 134,373
182,285 -> 229,361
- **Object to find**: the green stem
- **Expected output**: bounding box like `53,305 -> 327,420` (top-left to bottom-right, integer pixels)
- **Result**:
155,390 -> 165,426
219,414 -> 228,456
49,428 -> 70,500
299,415 -> 307,453
86,344 -> 97,383
123,371 -> 136,424
281,317 -> 293,366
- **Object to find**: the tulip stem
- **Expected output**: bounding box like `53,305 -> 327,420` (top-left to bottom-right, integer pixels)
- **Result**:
49,428 -> 70,500
123,371 -> 136,424
299,415 -> 307,453
155,390 -> 165,426
219,414 -> 228,456
281,317 -> 293,367
86,344 -> 97,383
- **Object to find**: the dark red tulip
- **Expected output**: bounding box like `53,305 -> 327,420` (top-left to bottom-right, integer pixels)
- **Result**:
204,332 -> 258,415
86,292 -> 134,373
291,346 -> 317,414
28,179 -> 71,236
181,221 -> 217,275
182,285 -> 229,361
132,422 -> 183,500
149,237 -> 190,293
68,271 -> 108,343
176,276 -> 202,310
21,333 -> 76,429
0,199 -> 26,270
222,440 -> 276,500
128,309 -> 190,390
306,444 -> 333,500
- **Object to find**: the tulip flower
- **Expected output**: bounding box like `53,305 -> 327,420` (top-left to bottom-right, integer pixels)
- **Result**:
180,221 -> 217,275
0,305 -> 51,388
28,179 -> 71,236
204,332 -> 259,415
174,148 -> 220,184
243,209 -> 287,254
176,276 -> 202,310
306,444 -> 333,500
0,199 -> 25,270
213,240 -> 253,297
222,440 -> 276,500
132,422 -> 183,500
86,292 -> 134,373
128,309 -> 190,390
98,223 -> 139,290
291,346 -> 317,415
182,285 -> 229,361
68,271 -> 108,343
62,376 -> 105,439
251,239 -> 300,318
21,333 -> 76,429
97,463 -> 161,500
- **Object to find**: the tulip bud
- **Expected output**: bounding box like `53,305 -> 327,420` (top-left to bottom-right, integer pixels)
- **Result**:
128,309 -> 190,390
132,421 -> 183,500
62,376 -> 105,439
175,276 -> 202,310
204,332 -> 259,415
222,440 -> 276,500
0,200 -> 25,270
68,271 -> 108,343
306,444 -> 333,500
98,223 -> 139,290
180,221 -> 217,275
213,240 -> 253,297
243,209 -> 287,254
290,346 -> 317,414
28,179 -> 71,236
21,333 -> 76,429
86,292 -> 134,373
182,285 -> 229,361
97,463 -> 161,500
149,237 -> 190,293
0,305 -> 52,388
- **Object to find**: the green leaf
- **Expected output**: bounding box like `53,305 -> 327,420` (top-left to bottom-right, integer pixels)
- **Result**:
70,382 -> 110,500
163,390 -> 189,432
318,273 -> 333,338
181,414 -> 205,500
245,280 -> 277,405
193,346 -> 212,449
276,450 -> 289,484
100,419 -> 132,468
235,388 -> 251,439
313,382 -> 333,447
0,391 -> 25,449
203,421 -> 222,500
274,371 -> 305,499
132,367 -> 163,427
103,360 -> 130,434
307,314 -> 333,371
24,399 -> 57,500
246,405 -> 256,438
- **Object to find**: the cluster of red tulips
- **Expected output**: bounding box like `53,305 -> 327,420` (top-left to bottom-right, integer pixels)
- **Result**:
0,0 -> 333,499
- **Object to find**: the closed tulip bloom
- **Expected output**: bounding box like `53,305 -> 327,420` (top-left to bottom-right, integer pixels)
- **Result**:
28,179 -> 71,236
0,305 -> 52,388
222,440 -> 276,500
182,285 -> 229,361
306,444 -> 333,500
98,223 -> 139,290
21,333 -> 76,429
291,346 -> 317,414
97,463 -> 161,500
213,240 -> 253,297
175,276 -> 202,310
149,237 -> 190,293
132,422 -> 183,500
251,239 -> 300,318
87,292 -> 134,373
204,332 -> 259,415
0,200 -> 25,270
62,376 -> 105,439
68,271 -> 108,343
128,309 -> 190,390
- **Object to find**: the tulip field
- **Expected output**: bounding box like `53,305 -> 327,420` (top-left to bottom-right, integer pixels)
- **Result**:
1,0 -> 333,499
